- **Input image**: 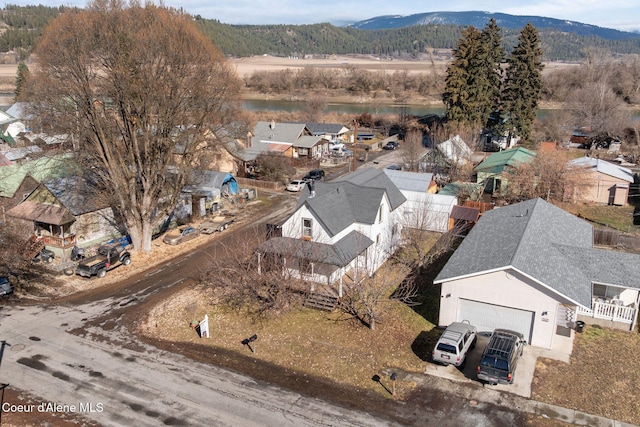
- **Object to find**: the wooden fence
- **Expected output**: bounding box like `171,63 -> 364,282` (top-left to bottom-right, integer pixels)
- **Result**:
236,177 -> 283,192
593,228 -> 619,247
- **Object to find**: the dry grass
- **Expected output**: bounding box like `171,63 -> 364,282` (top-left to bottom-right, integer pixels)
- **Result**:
554,201 -> 638,234
532,324 -> 640,424
141,261 -> 434,399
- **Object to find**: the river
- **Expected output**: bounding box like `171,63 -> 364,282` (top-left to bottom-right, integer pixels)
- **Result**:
243,99 -> 445,116
243,98 -> 640,122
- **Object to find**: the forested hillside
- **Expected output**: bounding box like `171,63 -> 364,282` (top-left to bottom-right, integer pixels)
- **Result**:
1,5 -> 639,61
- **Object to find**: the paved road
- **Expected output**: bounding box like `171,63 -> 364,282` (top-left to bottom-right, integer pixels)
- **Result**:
0,298 -> 397,426
0,194 -> 398,426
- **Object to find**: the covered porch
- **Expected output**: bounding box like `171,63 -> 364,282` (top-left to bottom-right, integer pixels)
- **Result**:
7,200 -> 77,255
576,283 -> 639,331
255,231 -> 373,297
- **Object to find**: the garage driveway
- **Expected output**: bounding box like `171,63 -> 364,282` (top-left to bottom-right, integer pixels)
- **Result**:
424,332 -> 573,398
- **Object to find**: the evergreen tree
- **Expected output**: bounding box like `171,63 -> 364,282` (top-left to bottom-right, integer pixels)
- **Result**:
14,61 -> 29,101
502,23 -> 544,142
479,19 -> 505,126
442,26 -> 482,125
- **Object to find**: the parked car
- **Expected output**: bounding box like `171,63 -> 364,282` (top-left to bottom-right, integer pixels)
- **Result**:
0,276 -> 13,297
286,179 -> 309,192
163,226 -> 200,245
329,141 -> 345,151
383,141 -> 399,150
477,329 -> 527,385
75,243 -> 131,278
32,248 -> 55,263
386,164 -> 402,170
303,169 -> 325,181
431,321 -> 477,367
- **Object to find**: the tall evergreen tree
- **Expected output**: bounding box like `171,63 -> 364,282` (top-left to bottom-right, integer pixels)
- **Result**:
502,23 -> 544,142
14,61 -> 30,101
442,26 -> 482,125
479,19 -> 505,126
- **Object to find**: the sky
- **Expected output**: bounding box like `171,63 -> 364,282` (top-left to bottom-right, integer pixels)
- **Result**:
4,1 -> 639,32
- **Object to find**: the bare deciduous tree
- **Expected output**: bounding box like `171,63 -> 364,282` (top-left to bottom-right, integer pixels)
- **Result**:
400,129 -> 425,172
25,1 -> 242,252
497,149 -> 584,203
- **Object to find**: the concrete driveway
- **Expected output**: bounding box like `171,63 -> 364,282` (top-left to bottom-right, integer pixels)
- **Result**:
424,332 -> 565,398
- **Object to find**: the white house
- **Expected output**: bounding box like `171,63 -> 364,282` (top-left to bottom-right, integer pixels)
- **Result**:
383,168 -> 457,233
436,135 -> 473,166
435,198 -> 640,350
257,168 -> 406,296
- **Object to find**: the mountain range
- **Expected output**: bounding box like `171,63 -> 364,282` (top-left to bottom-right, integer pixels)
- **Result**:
349,11 -> 640,41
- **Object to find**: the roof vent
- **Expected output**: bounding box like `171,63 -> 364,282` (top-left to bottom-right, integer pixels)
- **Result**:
270,120 -> 275,130
516,208 -> 529,217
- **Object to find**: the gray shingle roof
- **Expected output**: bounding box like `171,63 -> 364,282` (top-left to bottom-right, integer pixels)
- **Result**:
257,230 -> 373,267
335,168 -> 406,210
383,169 -> 433,192
294,135 -> 323,148
303,123 -> 349,135
295,169 -> 406,237
252,121 -> 305,146
44,176 -> 111,216
299,181 -> 385,237
435,198 -> 607,307
554,245 -> 640,289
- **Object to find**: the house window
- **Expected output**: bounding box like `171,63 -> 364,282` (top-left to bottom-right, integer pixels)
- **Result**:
593,283 -> 622,301
302,218 -> 312,239
392,223 -> 399,236
376,233 -> 381,245
378,205 -> 384,223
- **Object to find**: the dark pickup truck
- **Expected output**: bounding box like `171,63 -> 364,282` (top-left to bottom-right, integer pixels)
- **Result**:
76,243 -> 131,278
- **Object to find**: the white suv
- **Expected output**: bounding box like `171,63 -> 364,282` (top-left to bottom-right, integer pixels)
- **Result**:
431,321 -> 477,367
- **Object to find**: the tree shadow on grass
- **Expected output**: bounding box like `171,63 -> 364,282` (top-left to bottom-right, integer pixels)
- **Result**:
405,241 -> 458,325
411,329 -> 443,362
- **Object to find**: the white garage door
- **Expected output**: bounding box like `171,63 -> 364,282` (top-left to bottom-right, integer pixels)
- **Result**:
457,299 -> 534,343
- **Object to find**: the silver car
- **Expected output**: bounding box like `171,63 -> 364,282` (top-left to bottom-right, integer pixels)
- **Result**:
0,276 -> 13,297
163,226 -> 201,245
432,321 -> 477,367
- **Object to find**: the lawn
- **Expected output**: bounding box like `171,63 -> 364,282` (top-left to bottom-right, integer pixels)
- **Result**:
140,228 -> 640,425
532,324 -> 640,425
555,201 -> 639,234
142,278 -> 435,399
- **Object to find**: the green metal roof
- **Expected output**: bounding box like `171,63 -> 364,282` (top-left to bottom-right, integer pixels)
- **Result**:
439,182 -> 484,199
0,153 -> 75,198
473,147 -> 536,175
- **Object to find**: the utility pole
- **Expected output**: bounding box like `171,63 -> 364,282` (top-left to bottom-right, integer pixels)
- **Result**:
353,121 -> 358,171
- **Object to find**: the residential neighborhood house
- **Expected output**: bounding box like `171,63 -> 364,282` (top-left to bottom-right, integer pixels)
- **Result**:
256,168 -> 406,296
566,156 -> 634,206
383,168 -> 456,233
473,147 -> 536,194
0,154 -> 75,216
435,198 -> 640,350
304,122 -> 350,144
7,175 -> 123,259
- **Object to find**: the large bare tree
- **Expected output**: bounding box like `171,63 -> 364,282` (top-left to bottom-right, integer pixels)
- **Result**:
24,1 -> 241,252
